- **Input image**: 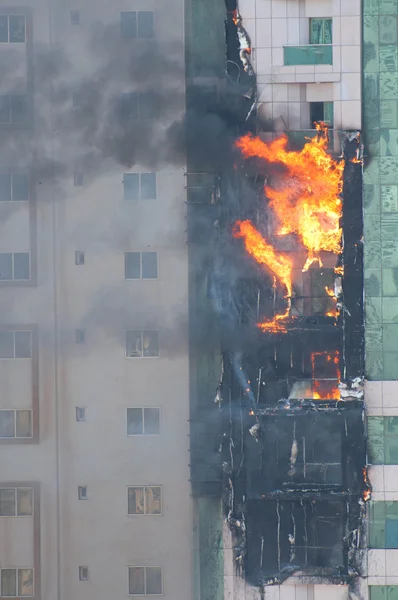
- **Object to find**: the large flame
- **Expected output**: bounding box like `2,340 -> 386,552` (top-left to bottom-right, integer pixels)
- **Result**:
233,220 -> 292,332
311,351 -> 340,400
234,124 -> 344,331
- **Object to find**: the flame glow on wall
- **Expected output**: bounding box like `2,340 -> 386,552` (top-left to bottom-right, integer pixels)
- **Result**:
233,123 -> 345,335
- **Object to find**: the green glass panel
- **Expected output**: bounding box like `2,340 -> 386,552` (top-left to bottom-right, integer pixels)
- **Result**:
381,156 -> 398,183
386,501 -> 398,517
382,268 -> 398,295
383,298 -> 398,322
283,45 -> 332,66
366,297 -> 382,323
384,352 -> 398,378
380,0 -> 398,14
381,185 -> 398,210
381,214 -> 398,240
369,519 -> 386,547
379,15 -> 398,45
387,587 -> 398,600
381,100 -> 398,128
370,587 -> 388,600
323,102 -> 333,127
309,18 -> 332,44
365,241 -> 382,268
368,417 -> 385,464
380,72 -> 398,99
363,185 -> 381,213
380,46 -> 398,71
366,351 -> 384,379
384,325 -> 398,351
385,436 -> 398,463
364,0 -> 379,15
365,268 -> 382,296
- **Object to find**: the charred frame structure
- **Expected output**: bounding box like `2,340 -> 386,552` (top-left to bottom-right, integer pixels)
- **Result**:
187,0 -> 366,594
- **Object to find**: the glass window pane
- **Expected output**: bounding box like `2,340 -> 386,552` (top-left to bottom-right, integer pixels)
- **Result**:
16,410 -> 32,438
124,173 -> 139,200
118,92 -> 138,122
324,102 -> 334,127
129,567 -> 145,595
17,488 -> 33,515
0,411 -> 15,437
11,94 -> 28,123
387,587 -> 398,600
12,173 -> 29,201
9,15 -> 25,43
0,16 -> 8,42
0,96 -> 10,123
0,331 -> 14,357
386,502 -> 398,519
126,331 -> 142,357
18,569 -> 33,596
144,408 -> 160,434
0,253 -> 13,280
146,567 -> 162,595
0,488 -> 15,515
386,519 -> 398,548
121,11 -> 137,38
140,173 -> 156,200
1,569 -> 16,596
141,252 -> 158,279
125,252 -> 141,279
143,330 -> 159,357
15,331 -> 31,358
137,11 -> 154,38
386,435 -> 398,464
370,587 -> 388,600
310,18 -> 332,44
368,417 -> 386,464
128,487 -> 144,514
145,487 -> 161,514
13,253 -> 30,280
127,408 -> 143,435
0,174 -> 11,200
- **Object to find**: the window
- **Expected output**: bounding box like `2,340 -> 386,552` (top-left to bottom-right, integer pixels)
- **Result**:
121,11 -> 154,39
127,407 -> 160,435
128,486 -> 162,515
70,10 -> 80,25
0,95 -> 28,124
78,486 -> 87,500
0,253 -> 30,281
368,417 -> 398,464
0,173 -> 29,201
117,92 -> 156,122
0,331 -> 31,359
0,487 -> 33,516
310,102 -> 333,128
76,407 -> 86,422
0,409 -> 32,438
75,329 -> 85,344
123,172 -> 156,201
125,252 -> 158,279
369,501 -> 398,548
126,330 -> 159,358
0,15 -> 26,43
75,251 -> 85,265
1,568 -> 33,596
370,587 -> 398,600
79,566 -> 88,581
310,18 -> 332,44
128,566 -> 162,596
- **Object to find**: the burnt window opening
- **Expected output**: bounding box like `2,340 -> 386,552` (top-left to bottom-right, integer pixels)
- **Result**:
186,173 -> 220,204
121,11 -> 154,39
246,498 -> 345,580
310,102 -> 333,128
125,330 -> 159,358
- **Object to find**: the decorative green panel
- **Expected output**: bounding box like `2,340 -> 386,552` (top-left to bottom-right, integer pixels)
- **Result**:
283,45 -> 333,66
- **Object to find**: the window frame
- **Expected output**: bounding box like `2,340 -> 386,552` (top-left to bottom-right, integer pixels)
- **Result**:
126,407 -> 161,436
125,330 -> 160,358
120,11 -> 154,39
128,566 -> 163,596
0,330 -> 32,359
75,407 -> 86,422
309,17 -> 333,45
0,252 -> 31,281
78,566 -> 89,582
0,409 -> 33,439
0,486 -> 34,517
0,567 -> 34,597
0,173 -> 30,202
125,251 -> 158,280
0,14 -> 26,43
123,172 -> 157,201
78,486 -> 87,500
127,485 -> 162,516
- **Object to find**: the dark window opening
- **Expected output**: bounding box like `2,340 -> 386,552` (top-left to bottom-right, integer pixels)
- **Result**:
126,330 -> 159,357
310,102 -> 333,128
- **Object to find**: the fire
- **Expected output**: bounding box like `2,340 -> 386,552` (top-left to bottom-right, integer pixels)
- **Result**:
362,467 -> 371,502
233,220 -> 292,332
334,265 -> 344,275
234,124 -> 344,330
311,351 -> 340,399
236,123 -> 344,263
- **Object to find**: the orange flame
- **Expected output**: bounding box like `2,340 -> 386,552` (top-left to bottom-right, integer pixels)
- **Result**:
236,124 -> 344,261
233,220 -> 292,332
362,467 -> 371,502
234,124 -> 344,331
311,351 -> 340,399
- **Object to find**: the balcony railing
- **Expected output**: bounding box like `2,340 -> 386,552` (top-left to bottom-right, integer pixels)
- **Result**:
283,44 -> 333,66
